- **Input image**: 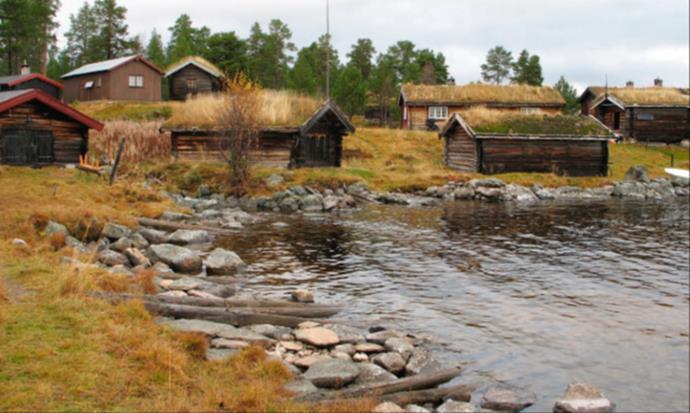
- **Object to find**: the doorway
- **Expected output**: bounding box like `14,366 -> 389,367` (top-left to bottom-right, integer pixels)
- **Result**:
1,127 -> 54,165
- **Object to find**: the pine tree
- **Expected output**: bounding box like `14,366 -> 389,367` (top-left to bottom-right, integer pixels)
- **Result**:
480,46 -> 513,84
64,2 -> 97,66
512,49 -> 543,86
204,31 -> 248,77
347,38 -> 376,81
554,76 -> 579,114
167,14 -> 210,63
145,29 -> 166,68
416,49 -> 448,84
333,64 -> 367,116
92,0 -> 130,60
247,20 -> 295,88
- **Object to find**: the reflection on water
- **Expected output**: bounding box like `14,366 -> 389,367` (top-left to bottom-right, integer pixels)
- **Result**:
218,199 -> 690,412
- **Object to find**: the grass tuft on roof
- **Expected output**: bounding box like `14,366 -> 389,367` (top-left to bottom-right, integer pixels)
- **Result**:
588,87 -> 690,106
460,107 -> 611,136
164,90 -> 323,129
402,83 -> 565,105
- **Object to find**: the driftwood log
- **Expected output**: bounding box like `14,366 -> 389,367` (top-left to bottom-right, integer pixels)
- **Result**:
138,217 -> 238,236
300,366 -> 463,402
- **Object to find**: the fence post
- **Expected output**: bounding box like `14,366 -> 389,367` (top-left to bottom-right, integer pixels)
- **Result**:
109,139 -> 125,186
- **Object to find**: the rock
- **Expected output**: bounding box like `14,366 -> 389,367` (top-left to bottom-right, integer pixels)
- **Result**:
160,211 -> 192,222
221,208 -> 256,224
168,229 -> 211,245
158,290 -> 187,298
294,327 -> 340,347
475,186 -> 504,201
354,362 -> 397,385
65,236 -> 89,252
290,289 -> 314,303
346,182 -> 369,196
322,195 -> 341,211
405,405 -> 430,413
405,347 -> 435,375
612,182 -> 646,199
376,192 -> 411,205
285,378 -> 319,396
125,248 -> 151,267
128,232 -> 149,249
469,178 -> 505,188
334,343 -> 356,356
332,351 -> 352,361
165,277 -> 200,291
322,324 -> 367,343
97,249 -> 129,267
152,261 -> 173,274
44,221 -> 68,236
372,352 -> 406,374
355,342 -> 385,354
303,359 -> 360,389
366,330 -> 403,345
188,290 -> 222,300
206,348 -> 238,361
162,318 -> 238,337
505,184 -> 538,202
384,337 -> 415,360
553,383 -> 615,413
288,185 -> 308,196
108,265 -> 133,276
216,327 -> 274,348
300,194 -> 324,212
279,195 -> 301,212
211,338 -> 249,350
265,174 -> 285,188
148,244 -> 202,274
374,402 -> 406,413
138,228 -> 169,244
102,223 -> 131,240
193,199 -> 219,212
197,185 -> 212,198
624,165 -> 650,183
294,354 -> 333,369
480,384 -> 536,411
280,341 -> 304,352
453,187 -> 475,200
352,353 -> 369,362
204,248 -> 245,275
437,400 -> 474,413
298,321 -> 321,329
110,237 -> 133,253
11,238 -> 27,246
249,324 -> 292,340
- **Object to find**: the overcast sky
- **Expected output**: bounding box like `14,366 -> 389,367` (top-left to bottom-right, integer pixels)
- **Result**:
56,0 -> 689,93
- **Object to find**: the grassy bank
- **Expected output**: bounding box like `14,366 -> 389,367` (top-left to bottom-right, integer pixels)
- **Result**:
0,167 -> 372,412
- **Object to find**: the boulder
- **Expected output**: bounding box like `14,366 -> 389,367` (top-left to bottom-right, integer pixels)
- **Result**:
294,327 -> 340,347
160,211 -> 192,222
248,324 -> 292,340
332,351 -> 352,361
322,323 -> 367,343
475,186 -> 504,201
279,341 -> 304,352
469,178 -> 505,188
453,187 -> 475,200
323,195 -> 341,211
298,321 -> 321,329
163,277 -> 200,291
355,342 -> 385,354
303,359 -> 360,389
125,247 -> 151,267
288,185 -> 308,196
168,229 -> 211,245
624,165 -> 650,183
138,228 -> 169,244
346,182 -> 369,196
612,182 -> 646,199
505,184 -> 539,202
97,249 -> 129,267
290,289 -> 314,303
148,244 -> 202,274
372,352 -> 406,374
162,318 -> 238,337
158,290 -> 187,298
279,195 -> 301,212
65,236 -> 89,253
374,402 -> 406,413
437,400 -> 475,413
284,378 -> 319,396
532,184 -> 555,200
354,362 -> 397,385
405,347 -> 435,375
300,194 -> 324,212
216,327 -> 274,348
44,221 -> 68,236
366,330 -> 404,345
294,354 -> 333,369
128,232 -> 150,249
110,237 -> 133,253
405,404 -> 430,413
334,343 -> 356,356
211,338 -> 250,350
204,248 -> 245,275
480,384 -> 536,411
553,383 -> 615,413
102,223 -> 131,240
384,337 -> 415,360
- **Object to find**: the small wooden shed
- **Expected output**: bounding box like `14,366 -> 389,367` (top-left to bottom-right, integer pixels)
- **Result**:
439,113 -> 611,176
579,84 -> 690,143
165,56 -> 225,100
61,55 -> 164,103
0,70 -> 63,100
166,100 -> 354,168
0,89 -> 103,165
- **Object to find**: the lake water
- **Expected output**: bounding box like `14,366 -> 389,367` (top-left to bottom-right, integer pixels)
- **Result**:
218,199 -> 690,412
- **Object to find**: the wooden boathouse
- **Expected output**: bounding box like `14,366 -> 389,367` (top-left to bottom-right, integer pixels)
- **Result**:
0,89 -> 103,165
579,80 -> 690,143
439,111 -> 612,176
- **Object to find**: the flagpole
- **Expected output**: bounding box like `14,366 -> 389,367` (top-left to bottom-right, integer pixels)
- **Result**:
326,0 -> 331,100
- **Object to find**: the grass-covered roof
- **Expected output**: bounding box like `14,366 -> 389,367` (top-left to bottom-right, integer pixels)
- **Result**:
401,83 -> 565,106
586,86 -> 690,106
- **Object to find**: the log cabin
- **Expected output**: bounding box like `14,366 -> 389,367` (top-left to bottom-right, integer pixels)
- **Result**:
163,94 -> 354,168
165,56 -> 225,100
61,55 -> 164,103
439,111 -> 611,176
0,89 -> 104,166
399,83 -> 565,130
0,63 -> 63,99
579,80 -> 690,143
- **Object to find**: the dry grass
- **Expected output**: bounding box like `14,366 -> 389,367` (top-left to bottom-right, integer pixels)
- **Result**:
165,56 -> 223,78
165,90 -> 322,129
588,86 -> 690,106
401,82 -> 565,104
73,100 -> 179,122
89,121 -> 172,162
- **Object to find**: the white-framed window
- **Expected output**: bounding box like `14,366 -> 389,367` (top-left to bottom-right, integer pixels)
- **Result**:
428,106 -> 448,120
84,81 -> 94,89
521,107 -> 540,114
128,75 -> 144,88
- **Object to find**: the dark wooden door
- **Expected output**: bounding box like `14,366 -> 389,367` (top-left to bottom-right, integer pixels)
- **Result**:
1,127 -> 54,165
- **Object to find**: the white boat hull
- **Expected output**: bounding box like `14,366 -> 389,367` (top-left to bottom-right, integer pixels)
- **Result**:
665,168 -> 690,181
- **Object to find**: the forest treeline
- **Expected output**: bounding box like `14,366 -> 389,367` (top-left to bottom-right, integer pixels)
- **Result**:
0,0 -> 579,119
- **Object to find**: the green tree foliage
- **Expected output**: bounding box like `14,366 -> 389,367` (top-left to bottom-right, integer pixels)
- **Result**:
92,0 -> 131,60
46,45 -> 71,79
480,46 -> 513,84
204,32 -> 248,77
289,34 -> 339,96
347,38 -> 376,81
247,19 -> 296,89
554,76 -> 580,114
333,63 -> 367,116
167,14 -> 210,63
369,53 -> 398,125
417,48 -> 448,84
64,2 -> 97,67
512,49 -> 543,86
145,29 -> 166,68
0,0 -> 60,75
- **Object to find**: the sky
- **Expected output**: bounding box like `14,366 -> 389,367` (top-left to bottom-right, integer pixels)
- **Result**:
55,0 -> 690,93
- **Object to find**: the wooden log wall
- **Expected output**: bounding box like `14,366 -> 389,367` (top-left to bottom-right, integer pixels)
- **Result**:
625,107 -> 690,143
444,124 -> 478,172
168,65 -> 221,101
0,101 -> 86,164
479,138 -> 608,176
296,133 -> 342,167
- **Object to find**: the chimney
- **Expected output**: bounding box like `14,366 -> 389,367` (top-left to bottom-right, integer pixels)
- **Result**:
654,77 -> 663,87
20,61 -> 30,76
625,80 -> 634,88
447,76 -> 456,86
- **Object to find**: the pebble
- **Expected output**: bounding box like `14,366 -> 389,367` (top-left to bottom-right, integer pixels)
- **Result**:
293,354 -> 332,369
372,352 -> 406,374
11,238 -> 27,246
354,342 -> 385,353
294,327 -> 340,347
280,341 -> 304,352
298,321 -> 320,329
437,400 -> 474,413
334,343 -> 356,356
352,352 -> 369,362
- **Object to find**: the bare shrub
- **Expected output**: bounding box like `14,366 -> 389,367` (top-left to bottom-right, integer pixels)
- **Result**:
89,121 -> 171,163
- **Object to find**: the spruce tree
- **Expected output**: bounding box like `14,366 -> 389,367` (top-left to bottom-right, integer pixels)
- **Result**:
333,64 -> 367,116
145,29 -> 166,68
480,46 -> 513,84
512,49 -> 543,86
554,76 -> 579,114
347,38 -> 376,81
64,2 -> 97,66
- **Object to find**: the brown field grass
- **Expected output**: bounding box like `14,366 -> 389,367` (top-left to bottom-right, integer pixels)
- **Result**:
589,86 -> 690,106
73,100 -> 179,122
457,107 -> 610,135
89,121 -> 172,163
401,82 -> 565,104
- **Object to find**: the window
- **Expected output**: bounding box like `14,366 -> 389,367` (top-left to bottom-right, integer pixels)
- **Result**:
521,107 -> 540,114
637,113 -> 655,121
613,112 -> 621,130
428,106 -> 448,120
128,75 -> 144,88
83,81 -> 94,89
